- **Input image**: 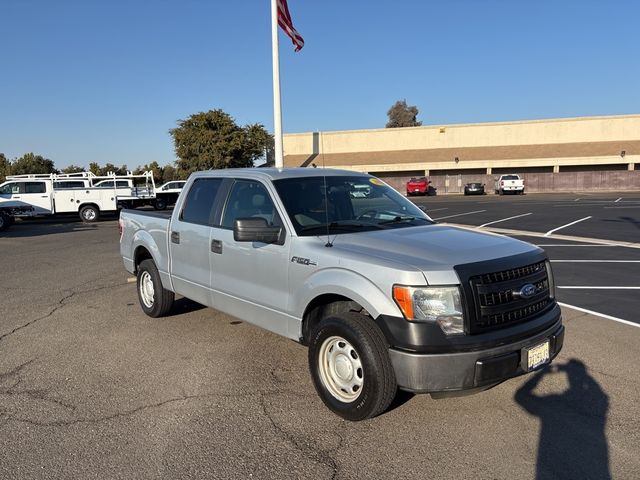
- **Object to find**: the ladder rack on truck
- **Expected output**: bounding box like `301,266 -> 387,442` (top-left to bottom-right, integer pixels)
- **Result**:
0,171 -> 157,224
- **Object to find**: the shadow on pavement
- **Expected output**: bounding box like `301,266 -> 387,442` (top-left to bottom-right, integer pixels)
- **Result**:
515,359 -> 610,480
166,297 -> 207,317
0,217 -> 112,238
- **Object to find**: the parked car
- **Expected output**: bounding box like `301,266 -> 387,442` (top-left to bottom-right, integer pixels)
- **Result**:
348,183 -> 372,198
495,174 -> 525,195
464,182 -> 485,195
406,176 -> 430,196
154,181 -> 186,210
120,168 -> 563,421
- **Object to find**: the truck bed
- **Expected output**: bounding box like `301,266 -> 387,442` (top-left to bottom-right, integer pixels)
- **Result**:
119,209 -> 172,277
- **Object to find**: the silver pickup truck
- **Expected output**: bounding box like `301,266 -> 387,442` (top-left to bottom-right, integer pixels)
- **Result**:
119,168 -> 563,421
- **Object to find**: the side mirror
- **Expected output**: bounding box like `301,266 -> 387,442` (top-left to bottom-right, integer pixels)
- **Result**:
234,217 -> 282,244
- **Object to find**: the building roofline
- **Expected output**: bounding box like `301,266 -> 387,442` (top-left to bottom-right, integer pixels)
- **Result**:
284,113 -> 640,137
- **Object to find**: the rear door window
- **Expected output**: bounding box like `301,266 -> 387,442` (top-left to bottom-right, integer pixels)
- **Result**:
24,182 -> 46,194
180,178 -> 224,226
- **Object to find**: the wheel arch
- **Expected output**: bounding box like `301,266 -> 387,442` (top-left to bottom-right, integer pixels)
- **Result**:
297,269 -> 402,345
301,294 -> 367,345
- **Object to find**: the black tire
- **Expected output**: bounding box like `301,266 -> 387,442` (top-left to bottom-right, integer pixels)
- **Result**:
498,189 -> 504,196
308,312 -> 397,421
137,259 -> 174,317
154,197 -> 167,210
0,213 -> 9,232
79,205 -> 100,222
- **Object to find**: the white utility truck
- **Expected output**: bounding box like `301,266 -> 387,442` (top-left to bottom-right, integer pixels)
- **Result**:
0,171 -> 155,224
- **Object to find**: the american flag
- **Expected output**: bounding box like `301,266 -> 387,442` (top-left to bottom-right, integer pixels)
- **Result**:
277,0 -> 304,52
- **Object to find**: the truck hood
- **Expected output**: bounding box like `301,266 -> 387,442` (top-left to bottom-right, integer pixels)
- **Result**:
331,224 -> 540,284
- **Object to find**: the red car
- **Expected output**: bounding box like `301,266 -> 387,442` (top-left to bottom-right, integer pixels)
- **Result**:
406,176 -> 430,196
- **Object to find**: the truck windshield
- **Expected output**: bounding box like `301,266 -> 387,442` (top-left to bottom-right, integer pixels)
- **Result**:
273,175 -> 433,236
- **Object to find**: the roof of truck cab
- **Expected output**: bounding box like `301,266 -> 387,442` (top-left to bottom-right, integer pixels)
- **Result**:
191,168 -> 370,181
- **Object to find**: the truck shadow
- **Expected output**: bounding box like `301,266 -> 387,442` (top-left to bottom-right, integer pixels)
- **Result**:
514,359 -> 610,480
167,297 -> 207,317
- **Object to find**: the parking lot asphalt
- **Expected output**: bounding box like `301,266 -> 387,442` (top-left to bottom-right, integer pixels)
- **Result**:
412,192 -> 640,326
1,215 -> 639,479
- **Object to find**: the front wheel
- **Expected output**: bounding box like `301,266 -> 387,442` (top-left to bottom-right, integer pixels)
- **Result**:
308,312 -> 397,421
137,259 -> 174,317
0,213 -> 10,232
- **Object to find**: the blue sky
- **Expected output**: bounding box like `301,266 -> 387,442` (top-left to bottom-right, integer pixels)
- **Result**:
1,0 -> 639,169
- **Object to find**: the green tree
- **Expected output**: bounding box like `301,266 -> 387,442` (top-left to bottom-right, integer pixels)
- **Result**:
161,165 -> 176,183
0,153 -> 10,182
89,162 -> 101,175
170,109 -> 274,174
386,99 -> 422,128
10,153 -> 57,175
61,164 -> 86,174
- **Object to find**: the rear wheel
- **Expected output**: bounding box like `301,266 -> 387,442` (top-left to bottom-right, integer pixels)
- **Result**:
308,312 -> 397,421
137,259 -> 174,317
79,205 -> 99,222
154,197 -> 167,210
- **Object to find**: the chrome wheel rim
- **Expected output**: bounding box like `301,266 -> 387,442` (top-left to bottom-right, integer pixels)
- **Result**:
318,336 -> 363,402
139,271 -> 155,308
83,209 -> 96,220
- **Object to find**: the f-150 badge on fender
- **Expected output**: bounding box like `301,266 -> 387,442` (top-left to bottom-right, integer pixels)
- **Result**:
291,256 -> 317,266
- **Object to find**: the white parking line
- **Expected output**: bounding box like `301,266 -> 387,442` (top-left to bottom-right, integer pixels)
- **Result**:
477,212 -> 532,228
557,286 -> 640,289
544,216 -> 592,236
536,244 -> 620,247
558,302 -> 639,329
615,197 -> 622,203
425,207 -> 449,212
433,209 -> 486,220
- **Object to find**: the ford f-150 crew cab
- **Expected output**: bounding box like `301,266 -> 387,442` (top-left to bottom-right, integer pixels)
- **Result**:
119,168 -> 563,420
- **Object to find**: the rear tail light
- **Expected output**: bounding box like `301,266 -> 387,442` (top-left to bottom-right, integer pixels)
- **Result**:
118,219 -> 124,241
500,181 -> 504,186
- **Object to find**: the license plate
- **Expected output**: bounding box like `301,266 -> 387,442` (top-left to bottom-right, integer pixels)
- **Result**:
524,341 -> 550,371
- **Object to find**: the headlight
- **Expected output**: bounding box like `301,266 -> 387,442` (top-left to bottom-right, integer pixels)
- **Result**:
393,285 -> 465,335
545,260 -> 556,299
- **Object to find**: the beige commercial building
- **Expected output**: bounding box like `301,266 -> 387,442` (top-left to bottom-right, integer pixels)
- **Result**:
283,114 -> 640,193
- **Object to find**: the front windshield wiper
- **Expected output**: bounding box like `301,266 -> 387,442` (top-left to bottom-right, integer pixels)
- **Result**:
378,215 -> 431,225
299,221 -> 388,234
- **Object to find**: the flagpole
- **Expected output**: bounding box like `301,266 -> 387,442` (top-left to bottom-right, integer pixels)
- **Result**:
271,0 -> 284,168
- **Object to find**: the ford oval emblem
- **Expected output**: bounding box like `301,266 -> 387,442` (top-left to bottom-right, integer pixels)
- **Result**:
518,283 -> 537,298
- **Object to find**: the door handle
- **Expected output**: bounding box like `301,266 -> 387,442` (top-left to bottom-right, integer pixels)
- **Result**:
170,231 -> 180,244
211,239 -> 223,254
